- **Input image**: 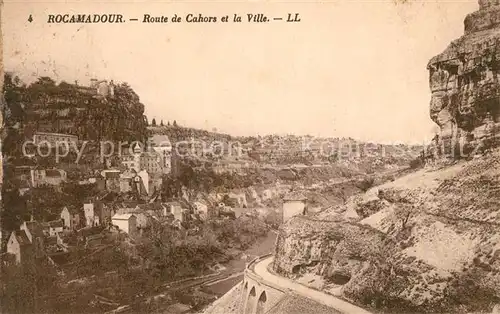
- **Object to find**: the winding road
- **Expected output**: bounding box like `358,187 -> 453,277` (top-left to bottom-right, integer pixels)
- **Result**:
252,256 -> 373,314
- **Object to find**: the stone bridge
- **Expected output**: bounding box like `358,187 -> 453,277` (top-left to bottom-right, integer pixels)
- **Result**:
239,254 -> 372,314
240,254 -> 287,314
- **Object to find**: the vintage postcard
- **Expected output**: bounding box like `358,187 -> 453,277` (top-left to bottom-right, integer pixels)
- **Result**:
1,0 -> 500,313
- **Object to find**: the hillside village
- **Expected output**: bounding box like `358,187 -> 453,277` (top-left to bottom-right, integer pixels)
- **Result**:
207,2 -> 500,314
0,73 -> 422,313
5,1 -> 500,314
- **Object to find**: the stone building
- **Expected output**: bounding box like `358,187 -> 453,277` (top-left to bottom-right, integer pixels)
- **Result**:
60,206 -> 81,230
121,143 -> 165,175
48,220 -> 64,236
30,168 -> 67,187
33,131 -> 78,148
90,79 -> 115,98
140,152 -> 162,174
111,213 -> 137,235
282,192 -> 308,223
101,170 -> 121,193
20,221 -> 45,259
84,197 -> 111,227
6,230 -> 33,265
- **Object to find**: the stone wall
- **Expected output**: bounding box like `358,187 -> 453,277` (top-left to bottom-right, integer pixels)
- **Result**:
241,255 -> 286,314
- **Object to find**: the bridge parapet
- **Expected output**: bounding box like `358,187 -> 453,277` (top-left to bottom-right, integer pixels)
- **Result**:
240,254 -> 287,314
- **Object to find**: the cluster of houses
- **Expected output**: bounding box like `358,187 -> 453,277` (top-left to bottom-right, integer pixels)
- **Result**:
121,137 -> 172,175
14,132 -> 174,200
4,174 -> 310,269
73,78 -> 115,98
3,219 -> 64,266
4,126 -> 314,270
99,168 -> 162,199
1,193 -> 222,267
14,164 -> 162,200
15,166 -> 67,194
81,195 -> 214,232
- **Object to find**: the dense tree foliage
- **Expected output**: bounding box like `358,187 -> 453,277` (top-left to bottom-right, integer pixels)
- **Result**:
137,215 -> 268,280
0,262 -> 59,314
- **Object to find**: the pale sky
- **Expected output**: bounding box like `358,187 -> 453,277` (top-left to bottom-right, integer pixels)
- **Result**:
2,0 -> 478,144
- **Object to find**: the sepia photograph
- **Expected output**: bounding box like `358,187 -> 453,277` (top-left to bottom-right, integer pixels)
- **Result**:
1,0 -> 500,313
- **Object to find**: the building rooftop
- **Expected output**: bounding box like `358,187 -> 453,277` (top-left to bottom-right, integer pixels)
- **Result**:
45,236 -> 58,246
49,220 -> 64,228
284,191 -> 308,202
120,170 -> 137,179
135,202 -> 165,212
23,221 -> 44,238
101,170 -> 121,179
62,206 -> 80,215
120,201 -> 139,208
86,233 -> 105,240
164,201 -> 182,207
34,131 -> 78,138
13,230 -> 32,246
112,213 -> 136,220
45,169 -> 63,178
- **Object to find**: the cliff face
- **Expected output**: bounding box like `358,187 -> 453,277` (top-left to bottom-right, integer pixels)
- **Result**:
274,152 -> 500,312
273,2 -> 500,312
428,0 -> 500,156
273,217 -> 389,283
4,77 -> 148,143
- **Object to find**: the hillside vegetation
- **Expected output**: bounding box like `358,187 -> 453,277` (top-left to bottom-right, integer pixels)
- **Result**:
274,150 -> 500,313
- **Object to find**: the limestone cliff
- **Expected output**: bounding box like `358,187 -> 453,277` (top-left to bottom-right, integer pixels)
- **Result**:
428,0 -> 500,156
273,2 -> 500,312
4,76 -> 148,143
274,151 -> 500,312
273,217 -> 390,285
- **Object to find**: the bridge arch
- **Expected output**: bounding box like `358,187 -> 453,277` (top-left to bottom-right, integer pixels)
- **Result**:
256,291 -> 267,314
242,255 -> 289,314
245,286 -> 256,314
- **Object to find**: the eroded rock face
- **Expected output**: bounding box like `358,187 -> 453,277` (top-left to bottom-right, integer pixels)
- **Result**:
272,2 -> 500,312
273,151 -> 500,312
273,217 -> 388,278
429,0 -> 500,157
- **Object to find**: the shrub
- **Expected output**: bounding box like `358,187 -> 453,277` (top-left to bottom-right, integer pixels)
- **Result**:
357,177 -> 375,192
409,156 -> 424,169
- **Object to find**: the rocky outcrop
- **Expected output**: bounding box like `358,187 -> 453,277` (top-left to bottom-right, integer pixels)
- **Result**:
216,3 -> 500,313
273,151 -> 500,313
4,76 -> 148,143
428,0 -> 500,157
273,217 -> 389,277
